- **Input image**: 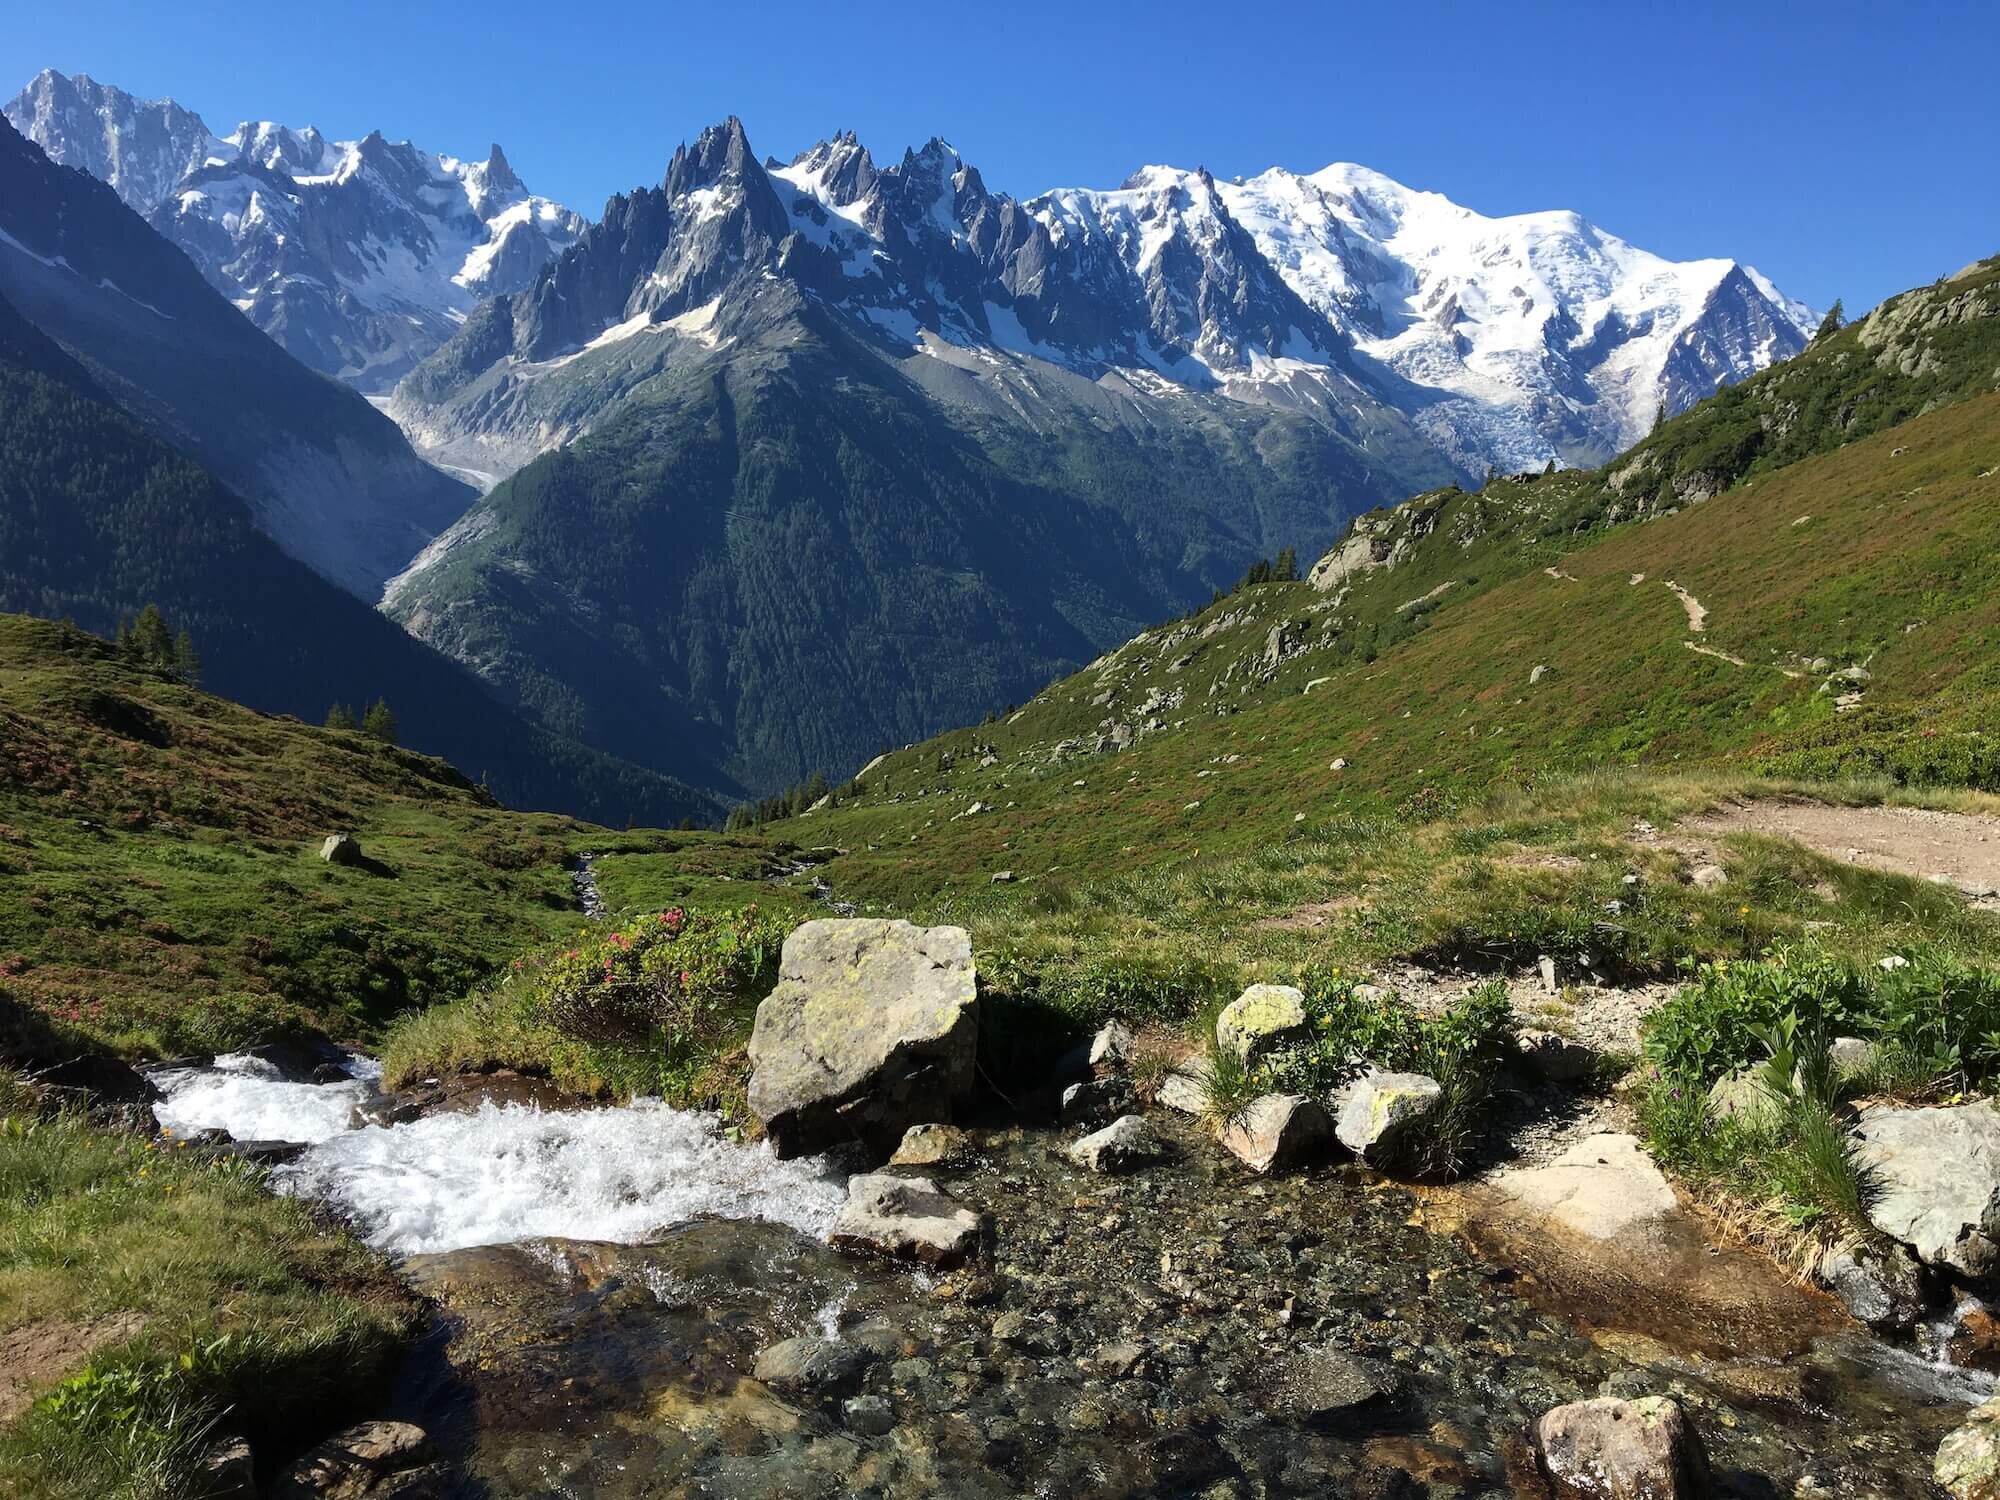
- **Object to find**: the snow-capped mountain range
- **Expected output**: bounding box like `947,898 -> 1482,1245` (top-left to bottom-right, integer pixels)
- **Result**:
5,70 -> 584,391
399,118 -> 1813,481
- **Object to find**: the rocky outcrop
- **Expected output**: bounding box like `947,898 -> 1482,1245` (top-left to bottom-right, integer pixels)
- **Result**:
1068,1114 -> 1168,1174
830,1173 -> 987,1268
1938,1397 -> 2000,1500
1214,984 -> 1309,1066
1218,1093 -> 1333,1175
1334,1070 -> 1442,1171
747,919 -> 977,1157
1855,1101 -> 2000,1277
1534,1396 -> 1711,1499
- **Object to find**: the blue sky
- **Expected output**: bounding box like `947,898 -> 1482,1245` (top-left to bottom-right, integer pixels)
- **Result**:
7,0 -> 1996,313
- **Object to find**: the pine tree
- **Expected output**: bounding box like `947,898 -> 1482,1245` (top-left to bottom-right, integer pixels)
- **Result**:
1653,401 -> 1667,433
324,703 -> 357,732
1274,547 -> 1299,582
172,629 -> 201,686
132,604 -> 173,668
1813,299 -> 1845,343
361,699 -> 398,744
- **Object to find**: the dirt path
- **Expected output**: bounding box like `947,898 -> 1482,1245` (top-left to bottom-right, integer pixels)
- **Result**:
1665,580 -> 1708,632
0,1314 -> 146,1422
1666,799 -> 2000,902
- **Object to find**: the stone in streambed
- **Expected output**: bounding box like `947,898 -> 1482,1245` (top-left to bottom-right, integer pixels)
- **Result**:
1218,1093 -> 1334,1175
1938,1397 -> 2000,1500
1516,1029 -> 1598,1084
1816,1240 -> 1931,1335
831,1173 -> 986,1268
268,1420 -> 445,1500
1533,1396 -> 1711,1499
1281,1345 -> 1399,1418
1069,1114 -> 1168,1174
753,1335 -> 872,1395
1061,1075 -> 1137,1128
890,1122 -> 975,1170
747,919 -> 977,1158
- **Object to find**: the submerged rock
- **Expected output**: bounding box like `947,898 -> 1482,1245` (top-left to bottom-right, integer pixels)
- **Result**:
1218,1093 -> 1333,1175
1492,1133 -> 1678,1241
1281,1345 -> 1399,1417
1335,1071 -> 1442,1171
831,1173 -> 986,1268
1215,983 -> 1310,1066
268,1420 -> 444,1500
747,919 -> 977,1157
1534,1395 -> 1711,1499
1061,1076 -> 1138,1128
752,1335 -> 871,1396
1856,1101 -> 2000,1277
1069,1114 -> 1168,1174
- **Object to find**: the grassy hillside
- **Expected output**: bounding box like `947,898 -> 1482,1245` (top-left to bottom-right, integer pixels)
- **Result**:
0,614 -> 700,1062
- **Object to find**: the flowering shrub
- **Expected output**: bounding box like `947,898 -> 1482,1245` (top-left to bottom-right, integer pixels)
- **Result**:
520,906 -> 791,1047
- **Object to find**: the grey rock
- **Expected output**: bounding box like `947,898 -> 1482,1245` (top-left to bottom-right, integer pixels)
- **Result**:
319,833 -> 363,866
842,1393 -> 895,1436
831,1173 -> 986,1269
1061,1076 -> 1138,1128
1492,1133 -> 1679,1241
1069,1114 -> 1169,1174
1830,1036 -> 1879,1078
1335,1070 -> 1443,1171
1214,983 -> 1309,1066
1081,1339 -> 1146,1379
1691,863 -> 1728,890
199,1438 -> 256,1499
989,869 -> 1015,884
1156,1064 -> 1211,1115
1530,664 -> 1552,684
1856,1102 -> 2000,1277
753,1336 -> 871,1395
1817,1241 -> 1931,1335
1088,1019 -> 1136,1076
1534,1396 -> 1712,1499
1517,1029 -> 1599,1084
747,919 -> 977,1157
1218,1093 -> 1334,1175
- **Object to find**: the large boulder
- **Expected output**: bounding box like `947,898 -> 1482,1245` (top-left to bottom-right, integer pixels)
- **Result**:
267,1420 -> 446,1500
1218,1093 -> 1333,1175
1534,1396 -> 1711,1499
319,833 -> 364,866
1214,984 -> 1309,1066
747,920 -> 977,1158
830,1173 -> 986,1268
1855,1101 -> 2000,1277
1334,1070 -> 1443,1172
1817,1240 -> 1932,1334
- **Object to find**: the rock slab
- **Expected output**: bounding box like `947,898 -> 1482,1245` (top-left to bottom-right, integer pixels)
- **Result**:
831,1173 -> 986,1268
1493,1133 -> 1678,1241
1855,1101 -> 2000,1277
747,919 -> 977,1157
1939,1396 -> 2000,1500
1534,1396 -> 1711,1499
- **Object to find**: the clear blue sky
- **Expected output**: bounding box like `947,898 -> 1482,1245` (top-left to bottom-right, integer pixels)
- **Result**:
7,0 -> 1996,313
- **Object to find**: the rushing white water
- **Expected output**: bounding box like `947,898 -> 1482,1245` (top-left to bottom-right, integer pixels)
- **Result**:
277,1098 -> 844,1255
150,1053 -> 845,1256
150,1052 -> 381,1144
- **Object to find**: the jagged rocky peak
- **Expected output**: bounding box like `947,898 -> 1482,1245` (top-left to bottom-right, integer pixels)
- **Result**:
231,120 -> 332,177
784,130 -> 877,207
6,68 -> 225,212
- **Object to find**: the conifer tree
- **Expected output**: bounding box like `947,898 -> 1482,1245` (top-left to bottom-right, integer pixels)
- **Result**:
172,628 -> 201,686
132,604 -> 173,667
1813,299 -> 1844,342
324,703 -> 357,732
361,699 -> 398,744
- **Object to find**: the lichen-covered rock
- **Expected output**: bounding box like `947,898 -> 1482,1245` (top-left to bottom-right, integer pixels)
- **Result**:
1218,1093 -> 1333,1175
747,919 -> 977,1158
1534,1396 -> 1711,1499
1155,1060 -> 1212,1115
831,1173 -> 986,1268
1214,984 -> 1309,1066
1335,1071 -> 1442,1171
1069,1114 -> 1168,1174
1705,1067 -> 1783,1131
1937,1398 -> 2000,1500
1855,1101 -> 2000,1277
